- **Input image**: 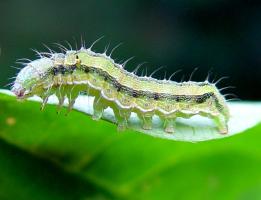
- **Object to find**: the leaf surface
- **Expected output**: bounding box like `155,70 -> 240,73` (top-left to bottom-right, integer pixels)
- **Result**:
0,90 -> 261,200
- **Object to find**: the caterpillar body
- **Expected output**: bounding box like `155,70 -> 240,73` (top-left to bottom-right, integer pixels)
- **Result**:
11,43 -> 229,134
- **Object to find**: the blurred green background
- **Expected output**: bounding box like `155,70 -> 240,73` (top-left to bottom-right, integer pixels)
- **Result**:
1,0 -> 261,99
1,1 -> 261,200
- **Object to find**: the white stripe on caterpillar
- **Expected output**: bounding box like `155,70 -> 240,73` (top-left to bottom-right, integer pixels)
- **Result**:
11,42 -> 230,134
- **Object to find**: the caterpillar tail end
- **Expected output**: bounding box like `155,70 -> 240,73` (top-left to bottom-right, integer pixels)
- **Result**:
213,115 -> 228,134
218,125 -> 228,135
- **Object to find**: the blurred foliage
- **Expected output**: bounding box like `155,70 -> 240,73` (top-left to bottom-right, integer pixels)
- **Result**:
1,93 -> 261,200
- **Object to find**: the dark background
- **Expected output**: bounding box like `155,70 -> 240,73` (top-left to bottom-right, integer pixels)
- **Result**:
1,0 -> 260,100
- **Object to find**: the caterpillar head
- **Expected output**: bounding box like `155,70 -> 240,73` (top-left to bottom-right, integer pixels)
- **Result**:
11,51 -> 81,99
12,57 -> 54,99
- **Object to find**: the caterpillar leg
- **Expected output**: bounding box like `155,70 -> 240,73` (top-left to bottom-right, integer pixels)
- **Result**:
163,118 -> 176,133
55,85 -> 68,113
92,96 -> 107,120
212,115 -> 228,134
138,112 -> 153,130
66,87 -> 80,114
40,92 -> 51,111
56,94 -> 65,113
112,107 -> 131,131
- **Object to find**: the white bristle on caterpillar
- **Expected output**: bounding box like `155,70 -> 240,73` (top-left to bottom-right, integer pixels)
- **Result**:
11,41 -> 230,134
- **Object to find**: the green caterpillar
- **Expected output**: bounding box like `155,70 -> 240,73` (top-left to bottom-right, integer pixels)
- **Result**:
11,42 -> 229,134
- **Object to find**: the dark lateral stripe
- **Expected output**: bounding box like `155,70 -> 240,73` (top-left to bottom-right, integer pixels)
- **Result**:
83,66 -> 215,103
49,65 -> 216,104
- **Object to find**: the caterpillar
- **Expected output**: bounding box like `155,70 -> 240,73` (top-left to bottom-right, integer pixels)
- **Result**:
11,41 -> 230,134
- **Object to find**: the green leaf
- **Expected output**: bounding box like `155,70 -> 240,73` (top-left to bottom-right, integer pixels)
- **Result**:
1,90 -> 261,199
1,89 -> 261,142
0,140 -> 106,200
